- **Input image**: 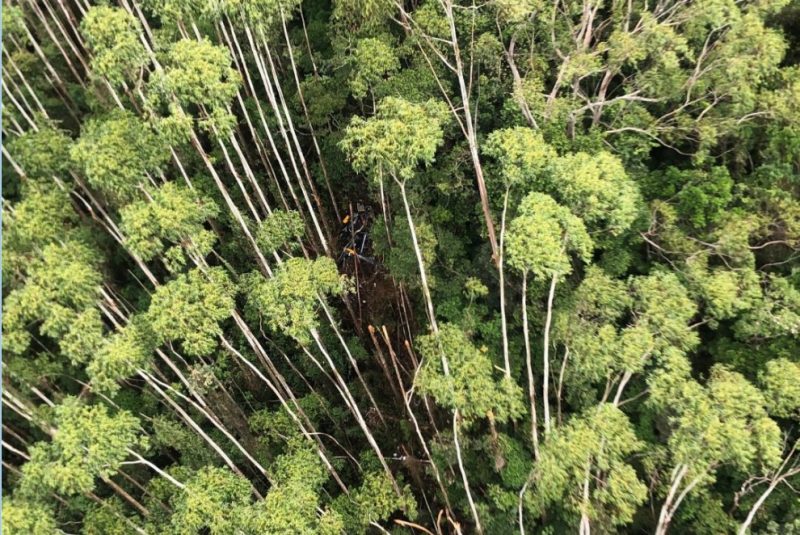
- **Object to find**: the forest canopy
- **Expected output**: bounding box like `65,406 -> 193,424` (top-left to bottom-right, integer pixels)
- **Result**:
2,0 -> 800,533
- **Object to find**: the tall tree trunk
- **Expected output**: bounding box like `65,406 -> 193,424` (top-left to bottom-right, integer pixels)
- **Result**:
499,187 -> 511,379
522,271 -> 540,459
542,273 -> 557,435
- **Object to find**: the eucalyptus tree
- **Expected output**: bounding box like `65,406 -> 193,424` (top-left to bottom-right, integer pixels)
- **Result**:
17,398 -> 148,499
80,6 -> 148,87
649,363 -> 784,535
70,110 -> 170,202
119,182 -> 219,270
3,0 -> 800,532
341,96 -> 448,333
525,404 -> 647,533
146,267 -> 236,357
484,127 -> 557,379
506,192 -> 593,438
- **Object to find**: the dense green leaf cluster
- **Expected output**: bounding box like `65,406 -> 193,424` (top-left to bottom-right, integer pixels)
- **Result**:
3,0 -> 800,533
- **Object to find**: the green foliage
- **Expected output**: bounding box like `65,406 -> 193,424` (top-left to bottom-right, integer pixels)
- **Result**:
341,97 -> 448,181
120,181 -> 219,268
687,262 -> 762,322
249,393 -> 333,451
156,38 -> 241,131
735,276 -> 800,340
349,37 -> 400,99
541,151 -> 641,235
652,365 -> 782,482
8,120 -> 73,179
71,110 -> 169,201
218,0 -> 304,30
81,6 -> 147,85
3,240 -> 102,355
242,257 -> 343,344
82,498 -> 137,535
1,499 -> 57,535
631,270 -> 699,352
493,0 -> 537,23
758,358 -> 800,419
676,167 -> 734,229
333,471 -> 417,532
171,466 -> 253,534
5,1 -> 800,532
1,5 -> 28,42
146,267 -> 236,356
373,216 -> 438,288
60,308 -> 105,365
18,398 -> 147,497
255,209 -> 305,252
151,416 -> 217,469
3,185 -> 78,259
333,0 -> 394,29
506,192 -> 593,278
484,127 -> 556,189
416,323 -> 524,424
88,318 -> 155,394
258,441 -> 330,533
528,404 -> 647,528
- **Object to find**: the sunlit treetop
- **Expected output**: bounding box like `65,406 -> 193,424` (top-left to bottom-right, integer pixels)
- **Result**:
3,240 -> 102,356
81,498 -> 137,535
341,97 -> 448,181
80,6 -> 148,85
1,498 -> 57,535
492,0 -> 540,23
660,365 -> 782,479
153,103 -> 195,146
686,261 -> 762,323
18,397 -> 147,497
484,126 -> 557,189
146,267 -> 236,356
348,37 -> 400,100
759,358 -> 800,420
528,404 -> 647,528
3,185 -> 79,259
506,192 -> 593,278
242,257 -> 343,345
631,270 -> 699,353
120,181 -> 219,268
157,38 -> 241,114
59,308 -> 106,366
257,440 -> 332,533
220,0 -> 304,30
169,466 -> 254,534
734,275 -> 800,341
70,110 -> 170,202
88,318 -> 156,394
8,119 -> 73,179
255,209 -> 305,253
332,471 -> 417,533
569,266 -> 632,324
332,0 -> 394,30
541,151 -> 642,235
416,323 -> 525,424
143,0 -> 303,31
140,0 -> 210,26
1,4 -> 28,43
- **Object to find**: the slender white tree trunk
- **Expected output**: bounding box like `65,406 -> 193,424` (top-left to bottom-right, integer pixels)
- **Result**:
543,273 -> 557,435
499,188 -> 511,378
398,179 -> 439,337
522,271 -> 540,459
454,410 -> 483,534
